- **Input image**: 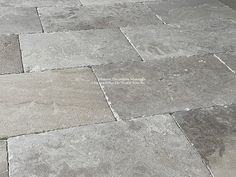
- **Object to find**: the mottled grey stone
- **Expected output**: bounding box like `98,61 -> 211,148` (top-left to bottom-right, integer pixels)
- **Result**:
0,0 -> 81,7
20,29 -> 141,72
38,3 -> 161,32
0,141 -> 7,177
93,55 -> 236,119
0,68 -> 114,138
121,25 -> 236,61
215,52 -> 236,73
219,0 -> 236,10
8,115 -> 211,177
173,104 -> 236,177
80,0 -> 151,6
0,35 -> 23,74
0,8 -> 42,34
146,0 -> 236,30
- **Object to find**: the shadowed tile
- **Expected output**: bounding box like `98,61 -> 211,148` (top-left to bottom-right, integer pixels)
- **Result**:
38,3 -> 161,32
0,8 -> 42,34
0,141 -> 7,177
173,104 -> 236,177
0,68 -> 114,138
0,35 -> 23,74
93,55 -> 236,120
20,28 -> 141,72
8,115 -> 211,177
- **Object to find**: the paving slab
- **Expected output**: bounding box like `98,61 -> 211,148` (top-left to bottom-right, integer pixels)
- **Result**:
0,0 -> 81,7
93,55 -> 236,120
0,141 -> 8,177
146,0 -> 236,30
215,52 -> 236,73
0,68 -> 114,138
38,3 -> 161,32
173,104 -> 236,177
80,0 -> 151,6
0,7 -> 42,34
8,115 -> 211,177
121,25 -> 236,61
20,28 -> 141,72
0,35 -> 23,74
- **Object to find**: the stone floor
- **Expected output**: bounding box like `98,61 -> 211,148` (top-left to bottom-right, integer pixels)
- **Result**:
0,0 -> 235,177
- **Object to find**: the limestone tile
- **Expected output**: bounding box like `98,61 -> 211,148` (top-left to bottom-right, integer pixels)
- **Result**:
93,55 -> 236,120
80,0 -> 151,6
8,115 -> 211,177
0,0 -> 82,7
0,141 -> 7,177
38,3 -> 161,32
121,25 -> 236,61
173,104 -> 236,177
146,0 -> 236,30
20,29 -> 141,72
215,52 -> 236,73
0,8 -> 42,34
0,68 -> 114,138
0,35 -> 23,74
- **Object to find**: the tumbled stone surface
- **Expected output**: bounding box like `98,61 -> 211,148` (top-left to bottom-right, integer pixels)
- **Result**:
80,0 -> 151,6
8,115 -> 211,177
173,104 -> 236,177
20,28 -> 141,72
0,35 -> 23,74
93,55 -> 236,119
38,3 -> 160,32
0,141 -> 7,177
0,0 -> 81,7
0,68 -> 114,138
0,8 -> 42,34
121,25 -> 236,61
215,52 -> 236,73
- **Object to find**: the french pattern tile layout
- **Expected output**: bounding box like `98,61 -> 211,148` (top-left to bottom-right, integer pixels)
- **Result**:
93,55 -> 236,120
20,28 -> 141,72
0,34 -> 23,74
0,68 -> 114,138
8,115 -> 211,177
38,2 -> 161,32
0,7 -> 42,34
0,141 -> 8,177
173,104 -> 236,177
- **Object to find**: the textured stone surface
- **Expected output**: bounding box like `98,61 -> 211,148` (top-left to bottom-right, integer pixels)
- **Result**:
0,0 -> 81,7
8,115 -> 211,177
215,53 -> 236,73
121,25 -> 236,61
173,104 -> 236,177
20,28 -> 141,72
146,0 -> 236,30
0,141 -> 7,177
0,8 -> 42,34
80,0 -> 151,6
0,35 -> 23,74
38,3 -> 160,32
93,55 -> 236,119
219,0 -> 236,10
0,68 -> 114,138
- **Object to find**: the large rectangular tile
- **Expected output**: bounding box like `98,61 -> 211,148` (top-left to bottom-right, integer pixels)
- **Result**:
0,141 -> 7,177
38,3 -> 161,32
8,115 -> 211,177
20,29 -> 141,72
0,0 -> 81,7
0,35 -> 23,74
93,55 -> 236,120
121,25 -> 236,61
173,104 -> 236,177
0,8 -> 42,34
0,68 -> 114,138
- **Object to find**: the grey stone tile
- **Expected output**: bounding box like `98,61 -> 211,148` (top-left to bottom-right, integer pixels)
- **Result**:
0,35 -> 23,74
0,7 -> 42,34
20,29 -> 141,72
0,0 -> 82,7
80,0 -> 151,6
121,25 -> 236,61
93,55 -> 236,120
215,52 -> 236,73
219,0 -> 236,10
0,68 -> 114,138
0,141 -> 7,177
146,0 -> 236,30
173,104 -> 236,177
38,3 -> 161,32
8,115 -> 211,177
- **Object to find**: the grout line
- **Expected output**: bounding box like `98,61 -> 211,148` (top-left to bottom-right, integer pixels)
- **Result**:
6,141 -> 10,177
17,35 -> 25,74
155,14 -> 167,24
35,7 -> 44,33
214,54 -> 235,74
